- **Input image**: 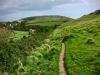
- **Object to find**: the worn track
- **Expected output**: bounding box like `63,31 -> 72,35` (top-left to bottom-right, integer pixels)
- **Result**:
59,42 -> 67,75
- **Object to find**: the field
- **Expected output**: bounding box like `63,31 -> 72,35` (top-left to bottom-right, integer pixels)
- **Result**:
10,31 -> 29,41
22,15 -> 73,23
20,15 -> 73,26
26,21 -> 64,26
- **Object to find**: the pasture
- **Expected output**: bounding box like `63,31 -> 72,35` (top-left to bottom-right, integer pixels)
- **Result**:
10,31 -> 29,41
26,21 -> 64,26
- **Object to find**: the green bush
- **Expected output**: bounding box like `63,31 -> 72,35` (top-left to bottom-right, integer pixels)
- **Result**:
0,43 -> 20,72
94,66 -> 100,75
86,38 -> 94,44
0,29 -> 51,74
62,34 -> 75,42
9,37 -> 14,43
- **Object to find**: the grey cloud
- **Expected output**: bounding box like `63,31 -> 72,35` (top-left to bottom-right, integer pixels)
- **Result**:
0,0 -> 8,6
0,0 -> 82,16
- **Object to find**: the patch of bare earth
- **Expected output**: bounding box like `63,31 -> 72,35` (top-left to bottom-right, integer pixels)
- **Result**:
59,42 -> 67,75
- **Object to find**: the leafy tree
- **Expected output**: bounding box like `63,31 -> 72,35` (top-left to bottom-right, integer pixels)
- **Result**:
20,20 -> 27,25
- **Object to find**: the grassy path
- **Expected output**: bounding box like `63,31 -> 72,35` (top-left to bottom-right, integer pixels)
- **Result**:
59,41 -> 67,75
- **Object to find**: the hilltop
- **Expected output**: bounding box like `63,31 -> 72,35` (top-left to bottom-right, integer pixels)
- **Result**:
0,15 -> 73,27
77,9 -> 100,21
18,15 -> 74,26
21,15 -> 73,22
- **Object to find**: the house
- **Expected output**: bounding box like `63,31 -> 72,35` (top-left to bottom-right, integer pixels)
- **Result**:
29,29 -> 36,32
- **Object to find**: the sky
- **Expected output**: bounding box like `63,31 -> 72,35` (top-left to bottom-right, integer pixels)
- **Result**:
0,0 -> 100,21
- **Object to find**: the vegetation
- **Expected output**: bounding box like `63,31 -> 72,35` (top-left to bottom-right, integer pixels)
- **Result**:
0,21 -> 61,75
10,31 -> 29,42
20,15 -> 73,26
13,25 -> 58,31
50,9 -> 100,75
26,21 -> 63,26
0,31 -> 53,75
0,28 -> 11,44
22,15 -> 73,23
0,10 -> 100,75
64,19 -> 100,75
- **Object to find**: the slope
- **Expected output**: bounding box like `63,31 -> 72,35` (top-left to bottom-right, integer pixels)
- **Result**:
51,9 -> 100,75
19,15 -> 74,26
0,9 -> 100,75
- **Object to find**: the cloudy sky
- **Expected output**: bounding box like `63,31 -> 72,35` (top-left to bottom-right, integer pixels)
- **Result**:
0,0 -> 100,21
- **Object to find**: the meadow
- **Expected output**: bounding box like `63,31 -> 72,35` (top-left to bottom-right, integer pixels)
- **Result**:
20,15 -> 73,26
26,21 -> 64,26
22,15 -> 73,23
10,31 -> 29,41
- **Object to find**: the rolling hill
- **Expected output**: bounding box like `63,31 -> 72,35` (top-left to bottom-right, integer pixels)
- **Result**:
19,15 -> 74,26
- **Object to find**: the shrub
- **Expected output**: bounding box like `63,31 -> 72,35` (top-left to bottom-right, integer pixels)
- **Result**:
94,33 -> 98,36
95,10 -> 100,15
9,37 -> 14,43
0,43 -> 20,73
43,46 -> 58,60
87,29 -> 93,33
23,36 -> 26,39
0,28 -> 11,44
94,66 -> 100,75
62,34 -> 75,42
96,51 -> 100,57
86,38 -> 94,44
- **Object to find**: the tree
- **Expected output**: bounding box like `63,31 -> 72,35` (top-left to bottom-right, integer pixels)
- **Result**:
20,20 -> 27,25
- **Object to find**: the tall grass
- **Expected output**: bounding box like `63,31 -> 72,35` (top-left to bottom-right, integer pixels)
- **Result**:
63,17 -> 100,75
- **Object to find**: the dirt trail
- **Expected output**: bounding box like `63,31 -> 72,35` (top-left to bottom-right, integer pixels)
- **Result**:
59,42 -> 67,75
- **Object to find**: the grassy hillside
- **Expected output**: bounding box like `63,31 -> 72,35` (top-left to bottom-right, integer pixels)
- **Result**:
20,15 -> 73,26
26,21 -> 64,26
13,10 -> 100,75
0,20 -> 62,75
50,9 -> 100,75
0,10 -> 100,75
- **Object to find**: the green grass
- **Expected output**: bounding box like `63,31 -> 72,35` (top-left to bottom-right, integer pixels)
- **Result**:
10,31 -> 29,41
19,15 -> 73,26
14,10 -> 100,75
1,9 -> 100,75
48,9 -> 100,75
26,21 -> 64,26
22,15 -> 73,23
58,10 -> 100,75
21,40 -> 62,75
65,26 -> 100,75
